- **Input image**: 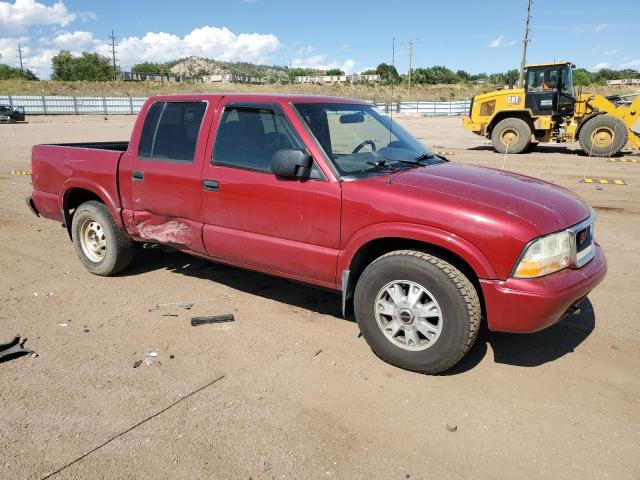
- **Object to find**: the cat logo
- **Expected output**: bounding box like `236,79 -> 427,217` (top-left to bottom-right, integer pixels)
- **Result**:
507,96 -> 522,105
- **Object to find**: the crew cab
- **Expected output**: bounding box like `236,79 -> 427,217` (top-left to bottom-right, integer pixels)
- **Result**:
27,94 -> 607,374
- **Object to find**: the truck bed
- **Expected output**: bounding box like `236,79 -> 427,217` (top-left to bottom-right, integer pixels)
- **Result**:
31,142 -> 127,223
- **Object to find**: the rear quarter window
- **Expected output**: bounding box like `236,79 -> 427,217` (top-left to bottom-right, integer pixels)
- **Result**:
138,101 -> 206,163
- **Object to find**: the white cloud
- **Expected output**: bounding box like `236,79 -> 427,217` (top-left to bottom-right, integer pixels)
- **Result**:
117,26 -> 281,66
506,39 -> 519,47
593,62 -> 610,70
603,49 -> 619,56
490,34 -> 503,48
593,23 -> 608,33
291,54 -> 356,73
620,59 -> 640,69
0,0 -> 77,35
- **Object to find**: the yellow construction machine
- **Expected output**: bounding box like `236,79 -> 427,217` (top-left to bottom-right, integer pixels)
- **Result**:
463,61 -> 640,156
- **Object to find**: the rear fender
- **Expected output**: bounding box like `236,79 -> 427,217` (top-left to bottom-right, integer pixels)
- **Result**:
61,178 -> 123,232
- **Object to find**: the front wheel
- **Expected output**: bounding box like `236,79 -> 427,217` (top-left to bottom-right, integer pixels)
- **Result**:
354,250 -> 481,374
71,201 -> 134,276
578,115 -> 628,157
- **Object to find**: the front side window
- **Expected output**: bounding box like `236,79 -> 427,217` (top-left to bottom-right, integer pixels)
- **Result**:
138,101 -> 206,163
527,69 -> 559,93
212,106 -> 299,172
294,103 -> 432,176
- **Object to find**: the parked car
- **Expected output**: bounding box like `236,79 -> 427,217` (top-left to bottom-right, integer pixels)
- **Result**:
0,105 -> 25,122
27,94 -> 607,374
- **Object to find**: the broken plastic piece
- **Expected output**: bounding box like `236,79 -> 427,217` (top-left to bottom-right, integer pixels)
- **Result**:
191,314 -> 235,326
0,336 -> 35,363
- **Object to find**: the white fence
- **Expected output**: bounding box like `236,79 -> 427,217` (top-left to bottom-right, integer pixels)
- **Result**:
375,100 -> 470,116
0,95 -> 471,117
0,95 -> 147,115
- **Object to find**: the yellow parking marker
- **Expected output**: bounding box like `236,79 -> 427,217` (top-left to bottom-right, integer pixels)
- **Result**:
608,158 -> 639,163
580,177 -> 626,185
9,170 -> 32,175
434,151 -> 456,156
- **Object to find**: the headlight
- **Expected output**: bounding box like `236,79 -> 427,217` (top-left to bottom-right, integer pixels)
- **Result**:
513,231 -> 572,278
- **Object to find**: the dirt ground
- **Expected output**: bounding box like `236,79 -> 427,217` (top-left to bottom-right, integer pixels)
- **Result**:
1,114 -> 639,480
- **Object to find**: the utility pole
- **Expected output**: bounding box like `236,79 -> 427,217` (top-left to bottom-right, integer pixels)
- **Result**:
518,0 -> 533,88
407,39 -> 415,95
109,30 -> 118,81
392,37 -> 395,67
17,43 -> 24,74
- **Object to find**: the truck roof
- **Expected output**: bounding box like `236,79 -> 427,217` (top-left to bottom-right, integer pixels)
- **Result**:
525,61 -> 574,69
145,93 -> 369,104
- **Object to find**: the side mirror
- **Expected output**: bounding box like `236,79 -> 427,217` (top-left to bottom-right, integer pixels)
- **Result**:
271,149 -> 313,178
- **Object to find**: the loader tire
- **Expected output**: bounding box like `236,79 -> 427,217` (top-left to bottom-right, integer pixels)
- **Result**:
491,117 -> 531,154
578,115 -> 628,157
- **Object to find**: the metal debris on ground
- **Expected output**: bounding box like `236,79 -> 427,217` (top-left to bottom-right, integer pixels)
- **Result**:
0,336 -> 35,363
313,349 -> 323,356
580,177 -> 627,185
132,360 -> 142,369
446,423 -> 458,432
191,314 -> 235,326
149,295 -> 231,313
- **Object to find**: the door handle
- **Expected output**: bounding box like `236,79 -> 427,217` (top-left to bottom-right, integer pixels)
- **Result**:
132,171 -> 144,181
203,179 -> 219,192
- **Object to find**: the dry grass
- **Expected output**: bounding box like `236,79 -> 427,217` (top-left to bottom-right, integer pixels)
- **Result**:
1,79 -> 637,102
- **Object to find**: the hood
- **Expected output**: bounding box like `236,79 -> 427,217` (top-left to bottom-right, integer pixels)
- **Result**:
388,163 -> 590,233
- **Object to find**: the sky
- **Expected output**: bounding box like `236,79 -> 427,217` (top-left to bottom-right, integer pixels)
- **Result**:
0,0 -> 639,79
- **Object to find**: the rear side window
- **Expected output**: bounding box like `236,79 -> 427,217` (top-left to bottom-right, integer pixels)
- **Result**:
138,101 -> 206,163
212,106 -> 299,172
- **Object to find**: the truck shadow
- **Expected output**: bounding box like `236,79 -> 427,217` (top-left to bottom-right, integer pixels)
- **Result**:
446,298 -> 595,375
127,246 -> 595,373
467,145 -> 625,157
128,246 -> 343,317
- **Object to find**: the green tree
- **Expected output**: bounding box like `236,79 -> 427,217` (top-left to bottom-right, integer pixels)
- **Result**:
0,63 -> 38,80
375,63 -> 400,84
51,50 -> 119,81
360,68 -> 377,75
131,61 -> 173,76
325,68 -> 344,76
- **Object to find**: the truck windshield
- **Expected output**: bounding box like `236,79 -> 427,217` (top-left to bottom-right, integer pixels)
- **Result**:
293,103 -> 434,176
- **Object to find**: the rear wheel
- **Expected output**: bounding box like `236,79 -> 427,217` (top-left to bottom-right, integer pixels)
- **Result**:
71,201 -> 134,276
578,115 -> 628,157
491,117 -> 532,154
354,250 -> 481,374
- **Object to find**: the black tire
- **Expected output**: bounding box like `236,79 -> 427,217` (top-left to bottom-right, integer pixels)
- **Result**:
71,201 -> 134,276
354,250 -> 481,374
491,117 -> 532,154
578,115 -> 628,157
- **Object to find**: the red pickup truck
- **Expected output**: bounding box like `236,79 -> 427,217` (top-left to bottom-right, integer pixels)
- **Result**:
27,94 -> 606,373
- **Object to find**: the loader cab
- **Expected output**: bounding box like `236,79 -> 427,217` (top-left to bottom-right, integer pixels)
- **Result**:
524,62 -> 575,117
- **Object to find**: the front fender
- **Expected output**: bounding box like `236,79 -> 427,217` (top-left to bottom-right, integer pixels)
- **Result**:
337,222 -> 496,288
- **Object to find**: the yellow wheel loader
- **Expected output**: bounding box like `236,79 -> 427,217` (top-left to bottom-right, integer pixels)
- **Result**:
462,62 -> 640,156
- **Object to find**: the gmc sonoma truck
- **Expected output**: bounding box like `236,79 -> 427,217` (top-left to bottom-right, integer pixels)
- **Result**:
27,94 -> 607,374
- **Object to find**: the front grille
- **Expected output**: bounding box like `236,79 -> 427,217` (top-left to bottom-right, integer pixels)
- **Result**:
568,214 -> 595,268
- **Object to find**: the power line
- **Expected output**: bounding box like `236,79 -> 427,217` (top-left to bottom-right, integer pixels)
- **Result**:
108,29 -> 119,81
518,0 -> 533,88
